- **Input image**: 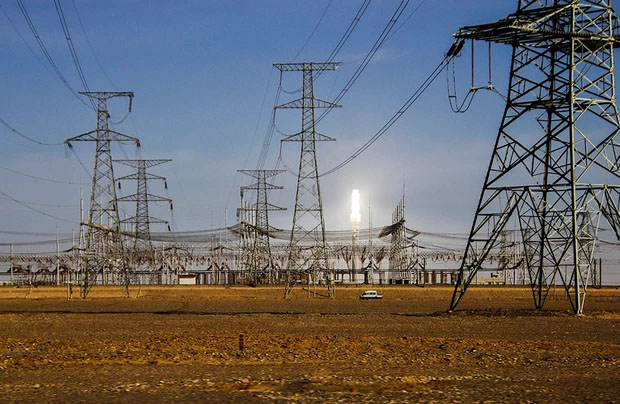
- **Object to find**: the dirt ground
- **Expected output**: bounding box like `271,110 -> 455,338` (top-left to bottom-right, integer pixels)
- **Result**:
0,285 -> 618,403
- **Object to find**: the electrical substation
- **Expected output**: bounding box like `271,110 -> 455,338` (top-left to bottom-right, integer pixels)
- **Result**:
1,0 -> 619,316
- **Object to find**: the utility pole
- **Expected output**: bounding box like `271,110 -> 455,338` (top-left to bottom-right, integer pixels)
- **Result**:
449,1 -> 620,315
65,91 -> 139,298
237,170 -> 286,285
115,159 -> 172,269
9,244 -> 13,284
56,226 -> 60,285
274,62 -> 342,298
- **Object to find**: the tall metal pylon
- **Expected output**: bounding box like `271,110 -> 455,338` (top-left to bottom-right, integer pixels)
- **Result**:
449,1 -> 620,314
115,159 -> 172,264
237,170 -> 286,284
65,92 -> 139,298
388,194 -> 408,281
275,62 -> 341,298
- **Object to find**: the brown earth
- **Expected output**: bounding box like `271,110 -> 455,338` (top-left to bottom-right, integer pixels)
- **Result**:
0,285 -> 618,403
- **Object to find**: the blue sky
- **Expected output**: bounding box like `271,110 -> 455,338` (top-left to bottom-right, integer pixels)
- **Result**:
1,0 -> 616,258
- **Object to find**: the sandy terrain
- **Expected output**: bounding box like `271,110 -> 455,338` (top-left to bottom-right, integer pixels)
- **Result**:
0,285 -> 618,403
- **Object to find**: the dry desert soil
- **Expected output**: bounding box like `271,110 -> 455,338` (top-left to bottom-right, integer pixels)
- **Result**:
0,285 -> 619,403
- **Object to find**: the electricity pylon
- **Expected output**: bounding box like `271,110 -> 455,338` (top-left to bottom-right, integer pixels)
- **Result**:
65,92 -> 139,298
275,62 -> 341,298
115,159 -> 172,265
388,194 -> 408,281
449,0 -> 620,314
237,170 -> 286,284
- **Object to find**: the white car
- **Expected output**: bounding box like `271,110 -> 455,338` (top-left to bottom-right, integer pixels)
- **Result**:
360,290 -> 383,300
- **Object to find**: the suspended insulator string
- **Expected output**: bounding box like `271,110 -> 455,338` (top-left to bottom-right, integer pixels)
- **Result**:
447,40 -> 497,113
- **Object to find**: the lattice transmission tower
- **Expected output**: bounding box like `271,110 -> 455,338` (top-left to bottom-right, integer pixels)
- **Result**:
237,170 -> 286,284
65,92 -> 139,298
275,62 -> 341,298
449,1 -> 620,314
115,159 -> 172,265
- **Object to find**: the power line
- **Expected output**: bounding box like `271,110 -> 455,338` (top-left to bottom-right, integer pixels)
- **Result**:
0,3 -> 52,74
0,230 -> 72,237
15,0 -> 92,109
70,0 -> 118,89
67,145 -> 91,177
0,116 -> 64,146
262,0 -> 372,172
315,0 -> 411,125
53,0 -> 92,100
0,189 -> 77,224
0,238 -> 73,247
384,0 -> 427,42
288,0 -> 374,93
321,53 -> 454,177
292,0 -> 334,61
0,165 -> 80,185
326,0 -> 372,63
0,195 -> 76,208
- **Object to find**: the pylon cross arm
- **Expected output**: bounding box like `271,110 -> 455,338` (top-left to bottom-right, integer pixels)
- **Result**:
455,4 -> 620,46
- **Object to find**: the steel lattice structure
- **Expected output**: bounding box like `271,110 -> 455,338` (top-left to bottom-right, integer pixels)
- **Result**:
388,195 -> 408,279
237,170 -> 286,284
450,0 -> 620,314
65,92 -> 139,298
275,62 -> 341,298
115,159 -> 171,263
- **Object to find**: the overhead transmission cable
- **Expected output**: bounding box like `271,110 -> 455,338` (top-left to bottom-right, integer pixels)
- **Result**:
70,0 -> 118,89
285,0 -> 374,93
0,117 -> 63,146
292,0 -> 334,61
53,0 -> 93,105
325,0 -> 372,64
15,0 -> 92,109
0,189 -> 76,224
276,0 -> 415,176
0,165 -> 79,185
384,0 -> 426,42
0,3 -> 52,74
68,146 -> 91,177
0,195 -> 76,208
266,0 -> 373,171
315,0 -> 412,125
321,41 -> 464,177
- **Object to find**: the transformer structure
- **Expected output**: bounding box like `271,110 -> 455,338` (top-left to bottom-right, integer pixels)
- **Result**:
274,62 -> 342,298
65,92 -> 140,298
449,0 -> 620,314
115,159 -> 172,267
237,196 -> 254,281
237,170 -> 286,284
388,195 -> 408,281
